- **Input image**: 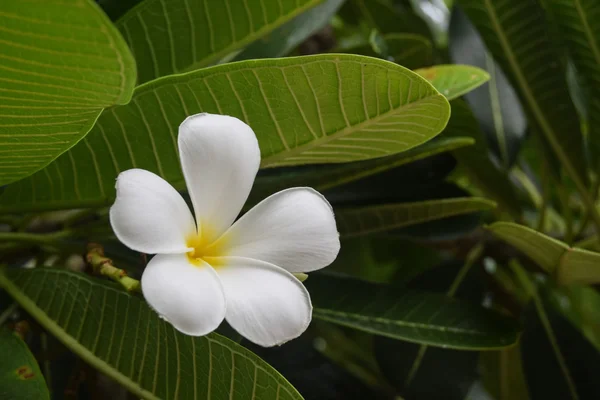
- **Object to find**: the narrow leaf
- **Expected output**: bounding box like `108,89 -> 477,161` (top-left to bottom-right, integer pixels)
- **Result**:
0,0 -> 136,185
116,0 -> 324,83
544,0 -> 600,167
0,268 -> 302,400
449,7 -> 527,168
306,274 -> 521,349
488,222 -> 600,285
442,100 -> 522,217
457,0 -> 588,189
416,65 -> 490,100
0,54 -> 450,213
0,329 -> 49,400
336,197 -> 496,238
249,137 -> 475,205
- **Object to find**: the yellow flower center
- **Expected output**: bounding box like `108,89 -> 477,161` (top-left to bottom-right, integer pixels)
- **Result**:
185,228 -> 227,267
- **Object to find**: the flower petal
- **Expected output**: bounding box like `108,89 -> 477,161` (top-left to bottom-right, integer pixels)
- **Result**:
214,188 -> 340,273
110,169 -> 196,254
179,113 -> 260,243
211,256 -> 311,347
141,253 -> 226,336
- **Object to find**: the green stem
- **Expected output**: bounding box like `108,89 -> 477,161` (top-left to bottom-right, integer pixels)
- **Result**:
0,230 -> 72,245
86,243 -> 140,293
537,161 -> 550,232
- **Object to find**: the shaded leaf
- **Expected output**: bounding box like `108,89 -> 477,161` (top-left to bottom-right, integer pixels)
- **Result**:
0,268 -> 302,400
457,0 -> 588,190
480,344 -> 530,400
448,7 -> 527,168
249,137 -> 474,205
307,274 -> 520,349
0,0 -> 136,185
0,329 -> 49,400
341,33 -> 434,69
416,65 -> 490,100
352,0 -> 431,38
544,0 -> 600,167
116,0 -> 325,83
234,0 -> 345,61
442,100 -> 522,217
487,222 -> 600,285
336,197 -> 496,238
516,267 -> 600,400
0,54 -> 450,213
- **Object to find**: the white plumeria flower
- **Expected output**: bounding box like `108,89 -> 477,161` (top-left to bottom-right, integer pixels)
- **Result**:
109,113 -> 340,347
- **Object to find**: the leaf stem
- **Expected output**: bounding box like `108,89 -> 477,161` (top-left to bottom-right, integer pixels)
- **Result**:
86,243 -> 140,293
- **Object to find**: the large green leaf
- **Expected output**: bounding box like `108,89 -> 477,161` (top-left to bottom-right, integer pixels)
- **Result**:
415,65 -> 490,100
0,268 -> 301,400
340,33 -> 433,70
448,7 -> 527,168
306,274 -> 520,349
336,197 -> 496,238
0,0 -> 136,185
248,137 -> 474,205
234,0 -> 345,61
544,0 -> 600,167
0,329 -> 50,400
488,222 -> 600,285
442,99 -> 522,217
457,0 -> 588,192
116,0 -> 326,83
0,54 -> 450,213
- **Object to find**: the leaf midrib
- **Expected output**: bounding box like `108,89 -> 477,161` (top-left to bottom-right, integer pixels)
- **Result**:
573,0 -> 600,72
261,94 -> 447,166
117,0 -> 324,74
0,269 -> 159,400
482,0 -> 583,186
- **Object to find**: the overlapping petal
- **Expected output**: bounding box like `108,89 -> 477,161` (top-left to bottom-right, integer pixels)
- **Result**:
178,114 -> 260,244
141,254 -> 226,336
110,169 -> 196,254
213,188 -> 340,273
211,256 -> 312,347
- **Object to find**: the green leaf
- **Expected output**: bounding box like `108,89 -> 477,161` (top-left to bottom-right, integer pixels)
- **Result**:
116,0 -> 326,83
0,329 -> 50,400
352,0 -> 431,38
448,8 -> 527,168
341,33 -> 433,70
487,222 -> 600,285
457,0 -> 588,201
306,274 -> 521,349
515,265 -> 600,400
234,0 -> 345,61
416,65 -> 490,100
0,0 -> 136,185
0,268 -> 302,400
543,0 -> 600,167
249,137 -> 474,205
336,197 -> 496,238
0,54 -> 450,213
442,99 -> 522,217
481,344 -> 531,400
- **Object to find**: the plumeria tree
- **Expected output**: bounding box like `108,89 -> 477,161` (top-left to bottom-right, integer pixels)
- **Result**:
0,0 -> 599,399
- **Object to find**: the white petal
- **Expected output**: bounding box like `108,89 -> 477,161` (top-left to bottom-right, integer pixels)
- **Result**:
212,256 -> 311,347
214,188 -> 340,273
179,113 -> 260,244
110,169 -> 196,254
141,253 -> 226,336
